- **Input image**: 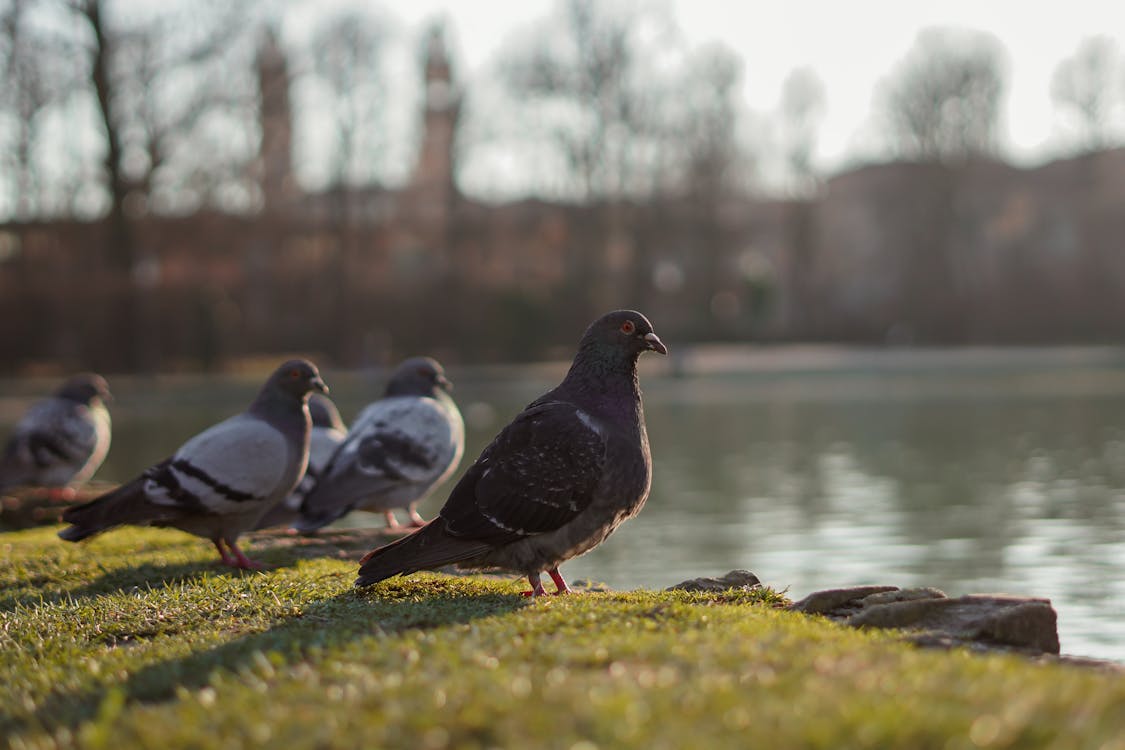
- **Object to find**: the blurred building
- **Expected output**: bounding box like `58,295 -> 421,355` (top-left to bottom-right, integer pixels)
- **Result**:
2,23 -> 1125,371
811,149 -> 1125,341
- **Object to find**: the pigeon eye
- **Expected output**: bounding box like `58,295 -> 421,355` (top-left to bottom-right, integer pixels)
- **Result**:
620,321 -> 636,335
289,368 -> 301,378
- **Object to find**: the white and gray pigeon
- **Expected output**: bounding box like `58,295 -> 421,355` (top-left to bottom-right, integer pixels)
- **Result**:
295,357 -> 464,533
0,373 -> 112,495
254,392 -> 348,530
356,310 -> 667,595
59,359 -> 327,568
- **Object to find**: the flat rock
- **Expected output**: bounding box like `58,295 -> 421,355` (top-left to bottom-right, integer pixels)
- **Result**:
849,594 -> 1060,654
788,585 -> 901,615
667,570 -> 761,593
790,585 -> 1061,656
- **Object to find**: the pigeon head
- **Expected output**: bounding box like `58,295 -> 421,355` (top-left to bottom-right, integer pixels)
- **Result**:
266,359 -> 329,402
579,310 -> 668,360
56,373 -> 112,405
385,357 -> 452,398
308,393 -> 345,431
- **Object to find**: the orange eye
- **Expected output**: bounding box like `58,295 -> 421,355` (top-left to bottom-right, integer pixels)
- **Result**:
289,368 -> 301,378
621,320 -> 636,334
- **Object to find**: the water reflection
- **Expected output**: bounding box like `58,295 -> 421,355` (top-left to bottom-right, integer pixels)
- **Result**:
2,364 -> 1124,660
581,386 -> 1125,661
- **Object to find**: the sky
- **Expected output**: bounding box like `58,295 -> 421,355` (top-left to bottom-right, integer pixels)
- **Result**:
296,0 -> 1125,177
4,0 -> 1124,217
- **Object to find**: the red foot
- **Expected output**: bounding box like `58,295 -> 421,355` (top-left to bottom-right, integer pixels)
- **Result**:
214,538 -> 265,569
547,567 -> 572,595
384,511 -> 405,531
407,508 -> 427,528
213,539 -> 235,566
522,573 -> 546,597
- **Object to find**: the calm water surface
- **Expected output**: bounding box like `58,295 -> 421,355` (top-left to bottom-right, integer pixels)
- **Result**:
3,350 -> 1124,661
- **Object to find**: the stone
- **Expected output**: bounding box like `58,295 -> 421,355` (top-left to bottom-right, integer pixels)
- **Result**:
847,594 -> 1060,653
787,585 -> 900,615
790,584 -> 1062,656
570,579 -> 612,593
667,570 -> 761,593
861,587 -> 947,606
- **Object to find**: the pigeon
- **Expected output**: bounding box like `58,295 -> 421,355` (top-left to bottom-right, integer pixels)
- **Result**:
0,373 -> 112,495
295,357 -> 464,533
253,392 -> 348,530
355,310 -> 667,595
59,359 -> 327,568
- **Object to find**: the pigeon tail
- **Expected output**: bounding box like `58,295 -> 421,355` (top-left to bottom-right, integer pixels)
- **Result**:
58,480 -> 164,542
355,520 -> 489,587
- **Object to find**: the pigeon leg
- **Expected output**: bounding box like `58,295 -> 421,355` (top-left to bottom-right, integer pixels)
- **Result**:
383,511 -> 404,530
47,487 -> 77,501
212,538 -> 235,566
547,567 -> 572,595
522,573 -> 546,597
407,506 -> 427,527
224,539 -> 265,570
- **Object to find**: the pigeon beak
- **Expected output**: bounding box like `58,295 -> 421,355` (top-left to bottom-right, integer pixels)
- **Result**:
311,376 -> 329,394
643,332 -> 668,355
437,374 -> 453,392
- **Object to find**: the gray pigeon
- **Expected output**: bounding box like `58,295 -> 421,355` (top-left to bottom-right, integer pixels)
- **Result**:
0,373 -> 112,495
59,359 -> 327,568
254,392 -> 348,530
296,357 -> 464,533
356,310 -> 666,595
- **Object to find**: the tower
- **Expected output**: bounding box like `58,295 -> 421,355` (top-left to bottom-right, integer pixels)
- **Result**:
405,24 -> 460,228
256,28 -> 295,213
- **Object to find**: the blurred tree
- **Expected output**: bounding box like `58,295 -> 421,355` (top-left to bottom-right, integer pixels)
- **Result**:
776,67 -> 826,337
778,66 -> 826,194
873,29 -> 1009,343
0,1 -> 259,221
661,42 -> 755,336
495,0 -> 683,313
307,9 -> 392,190
0,0 -> 260,369
303,8 -> 393,362
1,0 -> 97,217
498,0 -> 675,202
76,0 -> 258,369
493,0 -> 758,322
2,1 -> 54,217
878,27 -> 1007,163
671,43 -> 748,204
1051,36 -> 1124,152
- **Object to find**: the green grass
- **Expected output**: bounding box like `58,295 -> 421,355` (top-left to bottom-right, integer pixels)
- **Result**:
1,527 -> 1123,750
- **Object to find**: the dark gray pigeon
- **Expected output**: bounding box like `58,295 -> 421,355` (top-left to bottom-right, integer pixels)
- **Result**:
59,359 -> 327,568
356,310 -> 666,595
0,373 -> 112,495
254,392 -> 348,530
295,357 -> 464,533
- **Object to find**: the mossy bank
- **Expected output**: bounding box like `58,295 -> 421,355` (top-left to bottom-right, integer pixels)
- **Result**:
2,526 -> 1123,749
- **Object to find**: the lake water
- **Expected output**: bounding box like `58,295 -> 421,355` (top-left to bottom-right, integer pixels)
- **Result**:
3,346 -> 1124,661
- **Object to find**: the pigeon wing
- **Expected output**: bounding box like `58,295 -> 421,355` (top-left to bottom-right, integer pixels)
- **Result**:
302,397 -> 455,516
142,414 -> 291,514
440,401 -> 607,545
1,399 -> 98,485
